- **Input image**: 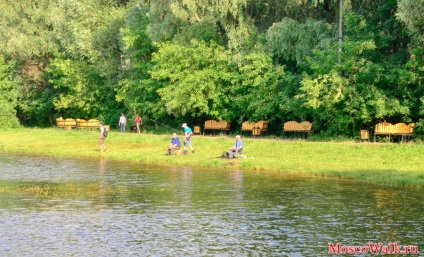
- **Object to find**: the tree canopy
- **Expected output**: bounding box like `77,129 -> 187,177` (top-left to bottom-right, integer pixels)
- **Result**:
0,0 -> 423,138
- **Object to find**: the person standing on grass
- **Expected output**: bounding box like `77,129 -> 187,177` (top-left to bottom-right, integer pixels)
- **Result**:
182,123 -> 194,154
135,114 -> 142,134
167,133 -> 181,155
119,113 -> 126,132
99,123 -> 107,152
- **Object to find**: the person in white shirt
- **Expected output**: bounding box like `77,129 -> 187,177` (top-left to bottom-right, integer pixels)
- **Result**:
119,113 -> 126,132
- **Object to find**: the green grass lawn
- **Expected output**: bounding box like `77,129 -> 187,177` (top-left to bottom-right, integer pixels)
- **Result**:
1,128 -> 424,187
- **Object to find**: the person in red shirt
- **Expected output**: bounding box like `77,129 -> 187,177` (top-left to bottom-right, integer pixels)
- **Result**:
135,114 -> 142,134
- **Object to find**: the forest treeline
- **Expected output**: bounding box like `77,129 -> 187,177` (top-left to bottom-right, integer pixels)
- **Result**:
1,0 -> 424,137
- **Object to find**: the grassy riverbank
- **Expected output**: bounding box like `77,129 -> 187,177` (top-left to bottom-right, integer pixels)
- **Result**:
1,128 -> 424,187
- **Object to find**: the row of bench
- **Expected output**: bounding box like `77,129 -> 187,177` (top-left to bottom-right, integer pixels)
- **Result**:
56,118 -> 110,131
199,119 -> 415,142
281,121 -> 415,142
200,119 -> 312,137
201,120 -> 271,136
56,117 -> 415,142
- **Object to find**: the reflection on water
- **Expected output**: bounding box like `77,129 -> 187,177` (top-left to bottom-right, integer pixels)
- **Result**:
0,152 -> 423,256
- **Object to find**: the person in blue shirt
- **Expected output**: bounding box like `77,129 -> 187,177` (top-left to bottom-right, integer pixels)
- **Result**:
182,123 -> 195,154
229,135 -> 243,158
167,133 -> 181,155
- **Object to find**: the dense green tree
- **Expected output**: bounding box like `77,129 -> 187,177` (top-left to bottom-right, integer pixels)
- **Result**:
145,0 -> 259,56
0,0 -> 128,126
266,18 -> 332,70
0,1 -> 54,59
234,52 -> 291,123
151,40 -> 237,119
0,0 -> 56,125
46,58 -> 108,119
0,0 -> 423,138
397,0 -> 424,42
296,13 -> 413,135
0,55 -> 20,128
116,5 -> 161,122
396,0 -> 424,133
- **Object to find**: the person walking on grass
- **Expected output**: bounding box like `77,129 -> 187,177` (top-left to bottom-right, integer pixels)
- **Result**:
119,113 -> 126,132
99,123 -> 107,152
135,114 -> 142,134
182,123 -> 194,154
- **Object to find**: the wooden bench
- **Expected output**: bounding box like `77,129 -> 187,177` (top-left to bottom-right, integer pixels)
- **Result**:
241,120 -> 269,136
203,120 -> 231,136
282,121 -> 313,139
374,122 -> 415,142
56,118 -> 77,129
76,119 -> 101,130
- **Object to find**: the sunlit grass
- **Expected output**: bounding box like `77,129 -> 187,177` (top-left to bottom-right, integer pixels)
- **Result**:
1,127 -> 424,187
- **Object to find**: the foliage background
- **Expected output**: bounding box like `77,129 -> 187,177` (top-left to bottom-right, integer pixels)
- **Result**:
0,0 -> 423,138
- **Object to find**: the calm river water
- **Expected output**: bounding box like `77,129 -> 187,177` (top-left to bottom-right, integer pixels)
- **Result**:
0,152 -> 423,256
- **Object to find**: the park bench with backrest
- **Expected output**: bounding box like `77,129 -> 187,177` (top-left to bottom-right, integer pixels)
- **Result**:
76,119 -> 101,130
56,118 -> 77,129
57,118 -> 106,131
282,121 -> 313,139
374,121 -> 415,142
203,120 -> 231,136
241,120 -> 269,136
